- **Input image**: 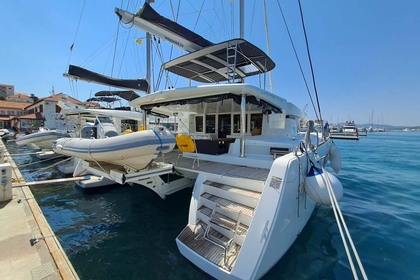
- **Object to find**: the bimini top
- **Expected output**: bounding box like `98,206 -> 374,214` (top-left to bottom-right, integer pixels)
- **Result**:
163,39 -> 276,83
130,84 -> 301,118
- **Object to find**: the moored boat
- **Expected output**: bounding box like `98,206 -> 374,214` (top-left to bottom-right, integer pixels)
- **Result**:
329,121 -> 360,140
15,127 -> 70,149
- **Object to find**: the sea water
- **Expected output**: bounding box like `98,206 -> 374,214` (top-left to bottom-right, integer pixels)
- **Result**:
6,131 -> 420,280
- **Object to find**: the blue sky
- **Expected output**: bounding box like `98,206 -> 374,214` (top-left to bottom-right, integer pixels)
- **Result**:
1,0 -> 419,126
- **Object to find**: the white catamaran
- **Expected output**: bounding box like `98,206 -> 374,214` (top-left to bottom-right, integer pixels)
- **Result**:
55,2 -> 367,279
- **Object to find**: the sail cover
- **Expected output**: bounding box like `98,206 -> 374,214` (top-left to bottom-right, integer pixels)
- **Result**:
86,97 -> 119,103
95,90 -> 140,101
163,39 -> 276,83
115,3 -> 213,52
66,65 -> 149,92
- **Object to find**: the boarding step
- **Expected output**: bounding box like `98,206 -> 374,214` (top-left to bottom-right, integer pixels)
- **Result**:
201,192 -> 255,222
202,180 -> 261,209
177,224 -> 239,270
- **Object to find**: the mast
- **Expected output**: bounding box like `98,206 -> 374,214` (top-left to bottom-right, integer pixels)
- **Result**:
239,0 -> 246,157
263,0 -> 273,92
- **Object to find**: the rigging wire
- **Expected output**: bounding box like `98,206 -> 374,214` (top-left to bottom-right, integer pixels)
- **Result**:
65,0 -> 87,100
66,0 -> 87,72
230,0 -> 235,39
111,18 -> 121,79
194,1 -> 205,32
297,0 -> 323,123
275,0 -> 319,121
248,0 -> 257,41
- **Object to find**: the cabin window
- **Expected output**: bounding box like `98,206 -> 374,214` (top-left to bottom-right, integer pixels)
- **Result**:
205,115 -> 215,133
218,99 -> 232,113
218,114 -> 231,138
268,113 -> 286,129
233,114 -> 248,133
195,116 -> 203,132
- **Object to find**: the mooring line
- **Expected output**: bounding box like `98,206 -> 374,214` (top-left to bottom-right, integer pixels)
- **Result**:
323,167 -> 368,280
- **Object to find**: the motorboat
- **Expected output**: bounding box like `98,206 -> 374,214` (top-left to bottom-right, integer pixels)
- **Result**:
15,127 -> 70,149
329,121 -> 359,140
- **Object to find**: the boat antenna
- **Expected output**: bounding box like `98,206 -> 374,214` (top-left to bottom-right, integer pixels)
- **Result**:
275,0 -> 319,121
297,0 -> 323,124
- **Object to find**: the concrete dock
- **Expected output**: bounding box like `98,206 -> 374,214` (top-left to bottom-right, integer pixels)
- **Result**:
0,141 -> 79,280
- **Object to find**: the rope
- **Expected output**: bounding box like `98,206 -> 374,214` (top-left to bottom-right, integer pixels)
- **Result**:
297,0 -> 323,124
25,157 -> 73,176
18,155 -> 68,168
8,152 -> 43,156
322,167 -> 368,280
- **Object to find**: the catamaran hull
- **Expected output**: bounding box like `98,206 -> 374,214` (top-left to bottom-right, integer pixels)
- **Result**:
16,130 -> 70,150
176,140 -> 337,279
52,128 -> 175,170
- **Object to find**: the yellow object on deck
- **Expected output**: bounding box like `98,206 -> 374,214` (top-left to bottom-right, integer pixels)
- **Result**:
176,134 -> 196,153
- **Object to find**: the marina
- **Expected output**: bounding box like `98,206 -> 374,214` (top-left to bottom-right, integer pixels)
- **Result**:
1,1 -> 419,279
1,131 -> 419,279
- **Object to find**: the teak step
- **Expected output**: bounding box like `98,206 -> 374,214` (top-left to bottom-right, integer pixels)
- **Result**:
203,180 -> 262,198
202,180 -> 261,208
201,192 -> 255,219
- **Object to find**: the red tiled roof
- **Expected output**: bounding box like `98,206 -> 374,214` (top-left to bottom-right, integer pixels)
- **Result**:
7,93 -> 32,100
25,93 -> 84,110
0,100 -> 28,110
10,113 -> 43,120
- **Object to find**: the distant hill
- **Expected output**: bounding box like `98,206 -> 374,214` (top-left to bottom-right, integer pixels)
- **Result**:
337,123 -> 420,131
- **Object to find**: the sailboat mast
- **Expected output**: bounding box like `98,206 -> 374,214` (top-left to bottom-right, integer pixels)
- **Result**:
239,0 -> 246,158
146,0 -> 152,94
263,0 -> 273,92
143,0 -> 152,130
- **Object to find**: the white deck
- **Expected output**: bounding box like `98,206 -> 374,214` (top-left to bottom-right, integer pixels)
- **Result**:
158,150 -> 270,182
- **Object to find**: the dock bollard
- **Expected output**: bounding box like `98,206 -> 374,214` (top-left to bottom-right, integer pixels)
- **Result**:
0,163 -> 12,202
